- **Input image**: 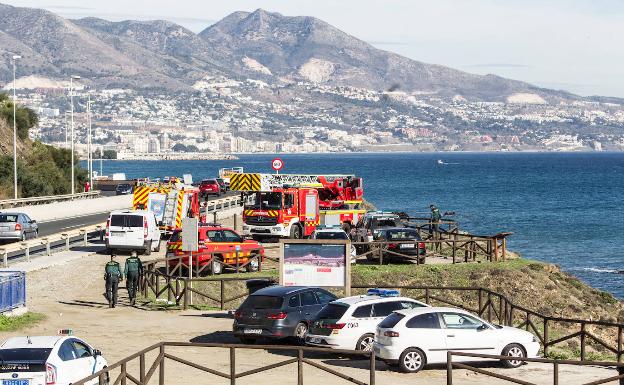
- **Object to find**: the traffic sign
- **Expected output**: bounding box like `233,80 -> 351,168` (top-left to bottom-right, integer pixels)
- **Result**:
271,158 -> 284,172
181,217 -> 198,252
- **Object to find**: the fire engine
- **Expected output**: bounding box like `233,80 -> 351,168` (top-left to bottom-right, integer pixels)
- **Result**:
133,181 -> 202,234
230,173 -> 365,239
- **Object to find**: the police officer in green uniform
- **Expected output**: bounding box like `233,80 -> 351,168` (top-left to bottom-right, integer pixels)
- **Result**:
124,251 -> 143,306
104,254 -> 122,308
430,205 -> 442,252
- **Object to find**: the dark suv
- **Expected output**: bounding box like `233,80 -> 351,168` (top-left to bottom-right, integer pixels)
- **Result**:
373,227 -> 426,264
351,212 -> 402,253
233,286 -> 337,344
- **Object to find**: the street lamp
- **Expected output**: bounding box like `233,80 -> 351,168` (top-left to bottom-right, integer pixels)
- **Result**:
87,94 -> 93,187
12,55 -> 21,199
69,75 -> 80,195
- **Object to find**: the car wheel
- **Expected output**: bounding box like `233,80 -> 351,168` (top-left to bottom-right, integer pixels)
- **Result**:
356,334 -> 375,352
20,232 -> 26,242
290,225 -> 302,239
294,322 -> 308,341
211,258 -> 222,275
399,348 -> 426,373
501,344 -> 526,368
154,240 -> 161,252
144,244 -> 151,256
246,254 -> 259,272
33,230 -> 38,239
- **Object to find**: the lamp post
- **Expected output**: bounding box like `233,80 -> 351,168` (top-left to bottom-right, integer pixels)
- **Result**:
87,94 -> 93,187
69,75 -> 80,195
12,55 -> 21,199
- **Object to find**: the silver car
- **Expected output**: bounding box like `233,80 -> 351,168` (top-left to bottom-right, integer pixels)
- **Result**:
0,212 -> 38,242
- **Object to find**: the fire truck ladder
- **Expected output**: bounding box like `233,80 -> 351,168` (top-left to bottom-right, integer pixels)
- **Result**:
230,173 -> 355,191
161,190 -> 179,227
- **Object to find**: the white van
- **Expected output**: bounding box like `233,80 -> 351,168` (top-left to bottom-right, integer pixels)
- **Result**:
105,210 -> 161,255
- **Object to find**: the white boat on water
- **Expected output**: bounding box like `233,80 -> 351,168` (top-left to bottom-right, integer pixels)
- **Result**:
437,159 -> 445,164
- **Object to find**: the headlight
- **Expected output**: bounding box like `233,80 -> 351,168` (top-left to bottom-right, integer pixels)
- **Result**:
273,226 -> 281,230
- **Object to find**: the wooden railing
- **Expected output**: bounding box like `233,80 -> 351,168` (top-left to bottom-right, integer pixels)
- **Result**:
73,342 -> 375,385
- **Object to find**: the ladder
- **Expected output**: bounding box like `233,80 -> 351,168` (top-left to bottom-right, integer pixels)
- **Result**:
162,190 -> 179,226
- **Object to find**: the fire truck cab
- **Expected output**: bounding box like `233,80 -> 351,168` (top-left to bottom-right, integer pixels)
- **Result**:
242,188 -> 319,239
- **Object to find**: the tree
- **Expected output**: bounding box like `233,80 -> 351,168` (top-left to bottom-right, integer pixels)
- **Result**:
103,150 -> 117,159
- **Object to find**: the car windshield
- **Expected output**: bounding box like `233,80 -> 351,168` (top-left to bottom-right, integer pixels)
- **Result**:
246,192 -> 283,210
314,231 -> 348,240
0,214 -> 18,223
385,229 -> 420,240
373,219 -> 398,228
240,295 -> 283,310
315,303 -> 349,320
202,180 -> 217,185
379,312 -> 405,328
0,348 -> 52,362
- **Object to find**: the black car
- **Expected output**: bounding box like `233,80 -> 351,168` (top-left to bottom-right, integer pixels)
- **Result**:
115,183 -> 133,195
233,286 -> 337,344
373,227 -> 426,264
215,178 -> 228,193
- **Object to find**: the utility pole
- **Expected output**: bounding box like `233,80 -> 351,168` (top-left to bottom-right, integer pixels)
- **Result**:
69,75 -> 80,195
87,94 -> 93,187
12,55 -> 21,199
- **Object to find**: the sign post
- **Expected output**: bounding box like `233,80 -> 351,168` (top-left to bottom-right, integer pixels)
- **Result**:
182,217 -> 199,304
271,157 -> 284,175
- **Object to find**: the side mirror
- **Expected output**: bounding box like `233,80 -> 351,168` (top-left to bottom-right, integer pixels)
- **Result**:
93,349 -> 102,356
30,220 -> 37,224
477,324 -> 488,331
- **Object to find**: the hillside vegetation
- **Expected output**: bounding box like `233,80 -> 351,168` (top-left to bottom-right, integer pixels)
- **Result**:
0,93 -> 86,199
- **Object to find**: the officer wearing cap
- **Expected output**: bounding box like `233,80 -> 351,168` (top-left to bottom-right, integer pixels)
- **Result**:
124,251 -> 143,306
104,254 -> 122,308
430,204 -> 442,252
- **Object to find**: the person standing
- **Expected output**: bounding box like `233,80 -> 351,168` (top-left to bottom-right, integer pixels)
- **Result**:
430,205 -> 442,252
124,251 -> 143,306
104,254 -> 122,308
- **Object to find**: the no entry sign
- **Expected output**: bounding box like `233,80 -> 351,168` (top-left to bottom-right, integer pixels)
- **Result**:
272,158 -> 284,172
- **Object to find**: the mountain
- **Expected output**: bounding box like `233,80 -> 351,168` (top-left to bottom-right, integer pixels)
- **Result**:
0,4 -> 579,101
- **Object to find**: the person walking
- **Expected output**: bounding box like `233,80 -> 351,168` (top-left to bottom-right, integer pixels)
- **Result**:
124,251 -> 143,306
430,205 -> 442,252
104,254 -> 122,308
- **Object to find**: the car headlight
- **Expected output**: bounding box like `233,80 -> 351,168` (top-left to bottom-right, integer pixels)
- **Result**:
273,226 -> 281,230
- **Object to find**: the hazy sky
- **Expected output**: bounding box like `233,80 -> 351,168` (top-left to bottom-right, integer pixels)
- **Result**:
5,0 -> 624,97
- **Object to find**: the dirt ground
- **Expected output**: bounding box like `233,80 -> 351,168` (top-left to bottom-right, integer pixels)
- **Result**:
3,233 -> 621,384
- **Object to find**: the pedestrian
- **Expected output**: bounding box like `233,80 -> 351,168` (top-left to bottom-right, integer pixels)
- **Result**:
84,181 -> 91,192
104,254 -> 122,308
124,251 -> 143,306
430,204 -> 442,252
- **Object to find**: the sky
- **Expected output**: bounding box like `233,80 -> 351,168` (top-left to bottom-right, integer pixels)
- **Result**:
4,0 -> 624,98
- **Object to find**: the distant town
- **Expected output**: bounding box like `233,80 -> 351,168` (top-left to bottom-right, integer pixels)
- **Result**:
11,75 -> 624,159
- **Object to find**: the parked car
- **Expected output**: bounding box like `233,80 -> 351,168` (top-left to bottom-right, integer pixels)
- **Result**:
199,179 -> 222,198
374,307 -> 540,373
306,289 -> 428,351
105,210 -> 161,255
0,212 -> 38,242
351,212 -> 402,253
0,334 -> 108,385
233,286 -> 337,344
115,183 -> 133,195
310,227 -> 357,264
166,224 -> 264,274
215,178 -> 228,193
372,227 -> 426,264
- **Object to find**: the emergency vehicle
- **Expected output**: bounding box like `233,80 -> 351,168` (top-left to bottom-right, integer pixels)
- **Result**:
133,181 -> 202,234
230,173 -> 366,239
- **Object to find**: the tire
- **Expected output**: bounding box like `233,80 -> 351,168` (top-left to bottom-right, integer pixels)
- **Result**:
238,337 -> 256,345
356,334 -> 375,352
33,230 -> 38,239
211,258 -> 222,275
144,244 -> 151,256
501,343 -> 526,368
246,254 -> 259,272
20,232 -> 26,242
290,225 -> 302,239
294,322 -> 308,341
399,348 -> 426,373
154,240 -> 161,252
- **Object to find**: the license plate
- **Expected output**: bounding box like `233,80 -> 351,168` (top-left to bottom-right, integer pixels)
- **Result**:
111,231 -> 124,235
400,244 -> 415,249
3,380 -> 30,385
244,329 -> 262,334
309,337 -> 322,344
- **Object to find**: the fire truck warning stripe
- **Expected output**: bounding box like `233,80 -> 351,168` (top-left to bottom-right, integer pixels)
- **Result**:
230,173 -> 261,191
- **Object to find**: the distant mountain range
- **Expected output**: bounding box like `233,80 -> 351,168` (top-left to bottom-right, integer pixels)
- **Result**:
0,3 -> 587,102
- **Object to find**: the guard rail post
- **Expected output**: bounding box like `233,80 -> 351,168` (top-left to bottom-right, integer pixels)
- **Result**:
42,238 -> 50,256
80,229 -> 88,246
21,242 -> 30,262
62,234 -> 70,250
1,248 -> 7,268
233,214 -> 237,230
212,211 -> 217,223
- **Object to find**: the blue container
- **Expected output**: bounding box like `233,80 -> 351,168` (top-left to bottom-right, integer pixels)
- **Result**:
0,271 -> 26,313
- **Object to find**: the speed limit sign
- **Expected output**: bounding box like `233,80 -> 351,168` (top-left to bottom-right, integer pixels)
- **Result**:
271,158 -> 284,172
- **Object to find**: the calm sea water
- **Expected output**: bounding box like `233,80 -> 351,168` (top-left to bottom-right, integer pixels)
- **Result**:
94,152 -> 624,297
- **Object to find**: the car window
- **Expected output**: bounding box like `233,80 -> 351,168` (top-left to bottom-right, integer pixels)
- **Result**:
352,304 -> 373,318
441,313 -> 484,329
240,295 -> 283,310
372,301 -> 404,317
23,214 -> 31,222
315,290 -> 337,304
301,291 -> 319,306
400,301 -> 426,309
222,230 -> 242,243
288,295 -> 300,308
378,312 -> 405,328
71,340 -> 92,358
1,348 -> 52,362
110,215 -> 143,228
284,194 -> 295,208
0,214 -> 18,223
406,313 -> 441,329
314,232 -> 348,240
316,303 -> 349,320
58,341 -> 77,361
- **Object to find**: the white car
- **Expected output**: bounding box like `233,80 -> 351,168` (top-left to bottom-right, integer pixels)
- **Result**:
0,335 -> 108,385
106,210 -> 161,255
374,307 -> 540,373
311,227 -> 357,264
305,289 -> 428,351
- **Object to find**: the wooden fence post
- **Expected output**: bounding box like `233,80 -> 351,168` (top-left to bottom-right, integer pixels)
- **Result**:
297,349 -> 304,385
220,280 -> 226,310
140,353 -> 146,384
502,237 -> 507,261
580,323 -> 586,361
183,280 -> 189,310
230,348 -> 236,385
159,345 -> 165,385
544,319 -> 549,357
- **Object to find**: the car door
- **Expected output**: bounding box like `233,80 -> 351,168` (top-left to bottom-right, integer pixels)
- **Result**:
403,312 -> 448,364
440,312 -> 500,360
56,339 -> 79,384
19,214 -> 31,238
300,290 -> 321,322
70,339 -> 97,383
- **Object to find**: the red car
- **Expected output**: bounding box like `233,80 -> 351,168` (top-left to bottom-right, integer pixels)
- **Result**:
199,179 -> 222,198
166,225 -> 264,274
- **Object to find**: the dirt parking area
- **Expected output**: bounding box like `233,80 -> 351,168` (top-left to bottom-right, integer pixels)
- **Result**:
3,238 -> 619,384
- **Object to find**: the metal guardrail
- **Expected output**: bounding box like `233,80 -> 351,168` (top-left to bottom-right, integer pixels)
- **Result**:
0,223 -> 105,267
0,191 -> 101,209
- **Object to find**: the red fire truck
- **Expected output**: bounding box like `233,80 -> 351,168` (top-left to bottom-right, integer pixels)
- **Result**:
230,173 -> 365,239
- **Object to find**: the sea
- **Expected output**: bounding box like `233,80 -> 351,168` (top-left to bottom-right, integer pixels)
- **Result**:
94,152 -> 624,298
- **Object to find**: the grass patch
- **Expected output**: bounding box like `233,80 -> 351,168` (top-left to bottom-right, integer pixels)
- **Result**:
0,312 -> 46,332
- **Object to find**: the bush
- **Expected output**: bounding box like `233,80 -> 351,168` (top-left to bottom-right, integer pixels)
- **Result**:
0,94 -> 38,140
